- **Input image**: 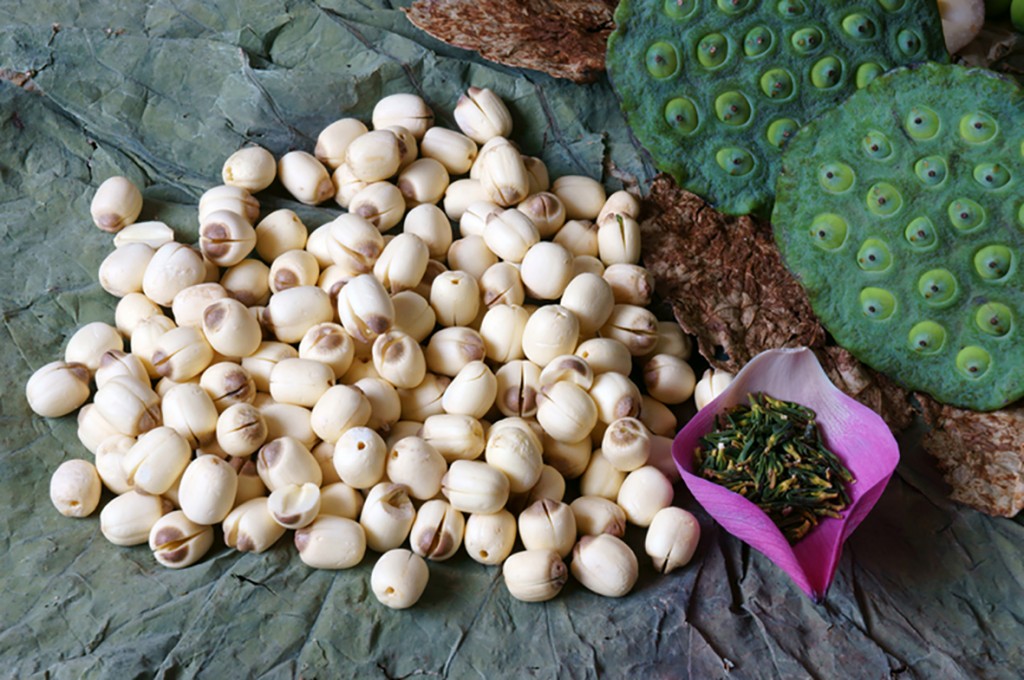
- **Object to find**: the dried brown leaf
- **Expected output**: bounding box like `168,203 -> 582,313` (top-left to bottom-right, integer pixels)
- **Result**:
403,0 -> 615,83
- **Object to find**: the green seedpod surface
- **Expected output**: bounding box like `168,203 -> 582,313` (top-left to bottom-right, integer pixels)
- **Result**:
774,63 -> 1024,411
606,0 -> 948,217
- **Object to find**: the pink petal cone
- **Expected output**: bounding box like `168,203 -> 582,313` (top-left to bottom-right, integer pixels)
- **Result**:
672,347 -> 899,601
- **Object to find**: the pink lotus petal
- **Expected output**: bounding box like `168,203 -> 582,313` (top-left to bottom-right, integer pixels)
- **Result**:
672,347 -> 899,601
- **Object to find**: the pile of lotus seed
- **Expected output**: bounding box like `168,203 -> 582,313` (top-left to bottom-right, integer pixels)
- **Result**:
28,88 -> 729,608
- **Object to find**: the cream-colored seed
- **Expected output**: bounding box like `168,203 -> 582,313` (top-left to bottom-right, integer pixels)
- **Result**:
50,460 -> 102,518
570,496 -> 627,538
397,158 -> 449,207
278,151 -> 334,205
216,403 -> 268,457
267,482 -> 321,529
256,436 -> 322,492
91,176 -> 143,233
390,291 -> 436,344
645,321 -> 694,362
115,293 -> 163,338
448,236 -> 499,283
176,454 -> 239,524
311,384 -> 371,444
493,360 -> 541,419
454,87 -> 512,143
130,310 -> 178,372
374,233 -> 429,294
487,417 -> 543,449
442,361 -> 497,419
65,322 -> 123,373
200,362 -> 257,412
402,204 -> 453,260
597,214 -> 642,266
201,255 -> 220,284
571,534 -> 638,597
502,549 -> 567,602
201,299 -> 262,358
386,420 -> 427,450
113,220 -> 174,249
155,376 -> 199,399
589,372 -> 642,425
372,548 -> 430,609
644,354 -> 696,405
603,264 -> 654,307
332,162 -> 370,210
241,341 -> 298,393
525,464 -> 566,506
553,219 -> 599,257
646,507 -> 700,573
477,137 -> 531,207
121,426 -> 190,495
430,270 -> 480,328
484,425 -> 543,493
541,433 -> 591,479
372,330 -> 426,390
77,404 -> 121,454
521,305 -> 579,367
374,93 -> 434,139
98,242 -> 154,297
318,264 -> 353,308
254,209 -> 307,263
95,435 -> 135,494
223,497 -> 286,553
100,490 -> 172,546
199,209 -> 257,267
336,274 -> 395,345
442,460 -> 510,514
384,125 -> 418,170
147,510 -> 214,569
332,426 -> 387,489
551,175 -> 606,221
580,450 -> 626,500
600,304 -> 659,357
353,377 -> 401,432
143,242 -> 206,306
602,417 -> 651,472
93,353 -> 147,390
415,258 -> 449,299
640,396 -> 677,437
222,145 -> 276,192
420,126 -> 477,174
199,185 -> 260,225
409,500 -> 464,561
459,201 -> 502,238
538,354 -> 594,390
420,413 -> 485,462
319,482 -> 364,519
443,179 -> 490,221
264,285 -> 334,344
346,129 -> 402,182
536,381 -> 597,444
349,181 -> 406,232
170,283 -> 230,328
269,250 -> 318,294
522,156 -> 550,194
93,376 -> 161,436
316,118 -> 369,170
360,482 -> 416,552
464,509 -> 516,565
268,358 -> 335,407
325,213 -> 384,276
220,259 -> 271,307
517,192 -> 565,238
479,304 -> 529,364
483,209 -> 539,263
480,262 -> 525,308
572,255 -> 605,278
518,499 -> 576,558
295,515 -> 366,569
597,190 -> 641,224
151,325 -> 214,382
694,368 -> 734,411
161,383 -> 218,448
25,361 -> 91,418
298,323 -> 354,379
386,436 -> 446,500
617,466 -> 674,527
424,326 -> 485,377
312,440 -> 341,486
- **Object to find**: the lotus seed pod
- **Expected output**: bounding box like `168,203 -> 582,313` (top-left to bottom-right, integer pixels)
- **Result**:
446,236 -> 498,282
554,219 -> 599,257
597,190 -> 641,225
223,497 -> 286,553
222,145 -> 276,192
420,413 -> 486,462
315,118 -> 369,169
402,204 -> 453,260
442,459 -> 510,514
646,506 -> 701,574
360,482 -> 416,553
601,417 -> 651,473
100,490 -> 172,546
349,181 -> 406,232
522,305 -> 579,367
617,465 -> 674,527
115,293 -> 163,339
424,326 -> 485,377
484,424 -> 543,493
519,242 -> 574,301
390,291 -> 436,345
98,242 -> 154,297
25,361 -> 91,418
606,1 -> 947,216
269,249 -> 318,294
480,262 -> 525,309
420,126 -> 478,175
643,355 -> 697,405
371,548 -> 430,609
538,354 -> 594,391
560,273 -> 615,336
443,179 -> 490,221
570,496 -> 627,538
94,375 -> 161,436
502,549 -> 567,603
199,185 -> 260,225
386,436 -> 447,500
441,361 -> 497,419
50,459 -> 102,518
345,129 -> 402,183
91,176 -> 143,233
62,322 -> 123,374
482,209 -> 539,263
493,360 -> 541,419
143,242 -> 205,306
693,369 -> 735,411
113,220 -> 174,249
551,175 -> 606,221
602,264 -> 654,307
269,358 -> 335,407
571,533 -> 638,597
454,86 -> 513,143
298,323 -> 354,380
479,304 -> 529,364
310,384 -> 371,444
220,259 -> 271,307
318,481 -> 364,519
240,342 -> 297,393
353,377 -> 402,432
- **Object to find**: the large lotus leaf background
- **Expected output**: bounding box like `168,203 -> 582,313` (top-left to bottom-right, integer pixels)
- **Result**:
1,2 -> 1022,677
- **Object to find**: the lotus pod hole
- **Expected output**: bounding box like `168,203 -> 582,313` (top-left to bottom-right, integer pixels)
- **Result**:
773,63 -> 1024,411
606,0 -> 948,216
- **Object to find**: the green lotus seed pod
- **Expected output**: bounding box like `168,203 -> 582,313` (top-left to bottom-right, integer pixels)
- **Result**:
914,156 -> 948,187
878,0 -> 906,10
818,162 -> 855,193
974,245 -> 1013,280
760,68 -> 795,99
665,0 -> 698,20
896,29 -> 923,56
862,130 -> 894,160
645,42 -> 679,79
908,321 -> 946,354
948,199 -> 985,232
905,106 -> 940,140
810,57 -> 843,89
698,33 -> 729,68
918,269 -> 957,306
973,163 -> 1011,190
956,346 -> 991,379
665,97 -> 699,134
715,147 -> 754,175
975,302 -> 1012,336
842,13 -> 878,39
904,216 -> 938,249
1011,0 -> 1024,30
855,62 -> 885,89
790,27 -> 823,54
766,118 -> 799,148
717,0 -> 754,14
743,26 -> 774,57
960,112 -> 997,143
859,287 -> 896,320
866,182 -> 902,216
808,214 -> 848,251
857,239 -> 892,272
776,0 -> 806,18
714,92 -> 752,126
